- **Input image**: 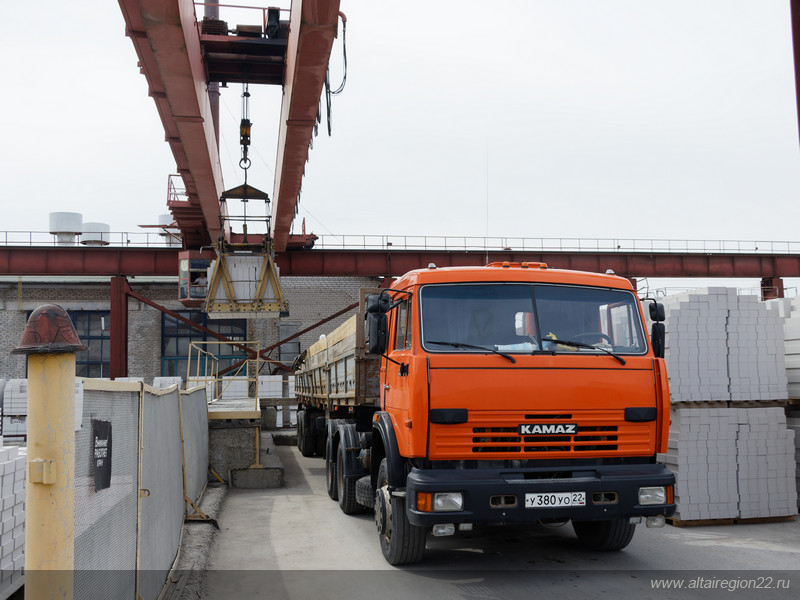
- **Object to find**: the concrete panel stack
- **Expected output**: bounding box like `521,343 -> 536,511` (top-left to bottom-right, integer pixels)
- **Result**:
0,445 -> 25,597
1,380 -> 28,439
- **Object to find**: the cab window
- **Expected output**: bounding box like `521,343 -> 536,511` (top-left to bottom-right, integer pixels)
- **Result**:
394,300 -> 412,350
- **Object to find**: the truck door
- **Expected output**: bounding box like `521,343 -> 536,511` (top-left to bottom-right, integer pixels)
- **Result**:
384,298 -> 413,445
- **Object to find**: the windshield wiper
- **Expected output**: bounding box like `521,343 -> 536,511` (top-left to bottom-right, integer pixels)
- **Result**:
427,340 -> 516,364
540,338 -> 626,365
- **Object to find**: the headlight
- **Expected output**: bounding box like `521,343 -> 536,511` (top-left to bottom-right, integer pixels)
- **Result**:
638,486 -> 666,505
434,492 -> 464,512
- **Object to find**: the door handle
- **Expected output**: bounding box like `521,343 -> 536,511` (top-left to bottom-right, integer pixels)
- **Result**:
384,385 -> 390,390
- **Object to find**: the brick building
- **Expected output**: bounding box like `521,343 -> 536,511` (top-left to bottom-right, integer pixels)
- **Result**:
0,275 -> 379,383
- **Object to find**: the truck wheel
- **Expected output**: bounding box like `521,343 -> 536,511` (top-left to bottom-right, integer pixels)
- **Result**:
374,459 -> 426,565
326,435 -> 338,501
315,431 -> 326,457
572,518 -> 635,551
296,410 -> 305,452
298,411 -> 315,458
337,444 -> 364,514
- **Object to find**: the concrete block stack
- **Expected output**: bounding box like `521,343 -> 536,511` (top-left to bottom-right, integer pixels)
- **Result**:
655,287 -> 796,520
661,408 -> 739,520
1,380 -> 28,439
662,407 -> 797,520
220,377 -> 249,399
660,288 -> 787,403
785,407 -> 800,509
153,377 -> 183,389
0,445 -> 25,597
766,296 -> 800,398
258,375 -> 283,399
727,295 -> 787,402
736,408 -> 797,518
660,288 -> 730,403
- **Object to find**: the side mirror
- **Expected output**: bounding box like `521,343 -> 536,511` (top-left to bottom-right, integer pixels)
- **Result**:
649,302 -> 665,323
366,312 -> 388,355
651,322 -> 665,358
366,293 -> 391,314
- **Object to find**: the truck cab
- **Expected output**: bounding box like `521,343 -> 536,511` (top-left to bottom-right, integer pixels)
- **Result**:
367,262 -> 675,563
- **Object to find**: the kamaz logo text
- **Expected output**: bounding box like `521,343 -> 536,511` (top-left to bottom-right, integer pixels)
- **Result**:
518,423 -> 577,435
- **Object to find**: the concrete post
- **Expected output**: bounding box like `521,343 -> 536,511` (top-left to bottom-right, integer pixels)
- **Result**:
12,305 -> 86,599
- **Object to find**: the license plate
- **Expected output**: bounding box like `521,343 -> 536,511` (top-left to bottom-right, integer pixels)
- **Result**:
525,491 -> 586,508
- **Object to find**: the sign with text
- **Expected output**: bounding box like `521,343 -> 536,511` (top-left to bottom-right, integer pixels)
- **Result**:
91,419 -> 112,492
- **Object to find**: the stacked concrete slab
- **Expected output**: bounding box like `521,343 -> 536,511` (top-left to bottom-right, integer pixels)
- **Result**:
662,407 -> 797,520
0,445 -> 25,597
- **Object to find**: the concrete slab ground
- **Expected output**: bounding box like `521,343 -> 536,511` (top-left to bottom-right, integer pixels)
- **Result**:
200,445 -> 800,599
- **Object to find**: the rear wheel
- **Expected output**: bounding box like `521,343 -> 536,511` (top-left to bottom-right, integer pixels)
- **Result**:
298,410 -> 315,457
374,459 -> 426,565
325,435 -> 338,500
337,444 -> 364,514
572,518 -> 635,551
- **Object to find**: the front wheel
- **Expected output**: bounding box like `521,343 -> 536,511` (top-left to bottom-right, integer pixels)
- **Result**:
374,459 -> 426,565
572,518 -> 635,551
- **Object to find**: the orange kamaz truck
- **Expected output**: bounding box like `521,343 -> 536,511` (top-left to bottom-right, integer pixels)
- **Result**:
294,262 -> 675,565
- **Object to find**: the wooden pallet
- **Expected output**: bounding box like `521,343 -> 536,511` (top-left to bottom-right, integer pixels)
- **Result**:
667,514 -> 797,528
670,400 -> 789,409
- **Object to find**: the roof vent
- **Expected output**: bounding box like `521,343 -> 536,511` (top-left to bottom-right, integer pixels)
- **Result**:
81,223 -> 111,246
49,212 -> 82,246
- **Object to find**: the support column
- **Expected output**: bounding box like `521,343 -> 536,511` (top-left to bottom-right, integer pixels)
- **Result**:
761,277 -> 784,301
12,305 -> 86,599
110,276 -> 129,379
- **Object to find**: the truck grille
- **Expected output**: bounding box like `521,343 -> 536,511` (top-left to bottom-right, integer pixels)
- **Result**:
430,411 -> 652,459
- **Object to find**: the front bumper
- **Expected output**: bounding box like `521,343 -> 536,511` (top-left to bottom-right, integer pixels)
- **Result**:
405,463 -> 675,527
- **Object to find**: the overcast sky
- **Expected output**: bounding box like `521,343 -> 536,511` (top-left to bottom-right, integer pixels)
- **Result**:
2,0 -> 799,253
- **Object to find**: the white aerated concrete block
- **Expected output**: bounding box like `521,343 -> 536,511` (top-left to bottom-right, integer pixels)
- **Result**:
0,445 -> 25,597
662,407 -> 798,520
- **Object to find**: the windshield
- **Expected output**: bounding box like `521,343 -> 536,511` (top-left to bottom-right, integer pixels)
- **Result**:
420,283 -> 646,355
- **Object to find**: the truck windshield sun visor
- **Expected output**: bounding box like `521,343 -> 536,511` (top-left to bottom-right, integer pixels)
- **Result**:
420,283 -> 647,356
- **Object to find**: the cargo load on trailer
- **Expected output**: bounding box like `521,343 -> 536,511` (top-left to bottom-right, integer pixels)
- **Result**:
294,263 -> 675,565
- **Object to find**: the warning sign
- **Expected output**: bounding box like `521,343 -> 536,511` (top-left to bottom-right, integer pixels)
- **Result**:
91,419 -> 112,492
